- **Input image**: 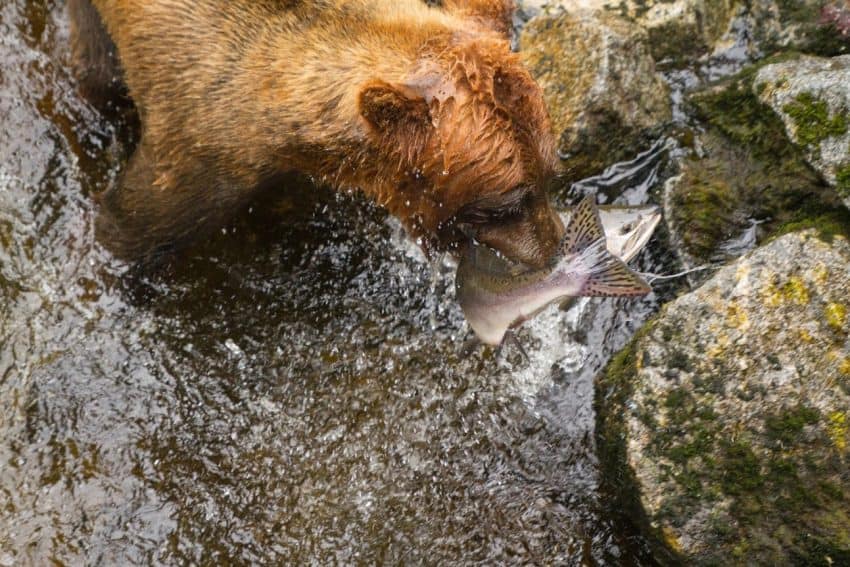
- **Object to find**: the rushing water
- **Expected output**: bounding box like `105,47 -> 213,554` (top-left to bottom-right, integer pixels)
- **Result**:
0,2 -> 680,564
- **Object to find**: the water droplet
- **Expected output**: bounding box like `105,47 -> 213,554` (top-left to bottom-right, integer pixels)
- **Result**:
224,338 -> 243,357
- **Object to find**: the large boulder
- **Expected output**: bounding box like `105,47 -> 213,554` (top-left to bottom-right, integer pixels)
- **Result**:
518,0 -> 740,62
598,230 -> 850,564
756,54 -> 850,210
611,0 -> 739,62
519,11 -> 670,181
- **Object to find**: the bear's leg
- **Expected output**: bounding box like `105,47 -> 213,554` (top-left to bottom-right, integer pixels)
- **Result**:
68,0 -> 128,110
441,0 -> 515,36
96,137 -> 251,263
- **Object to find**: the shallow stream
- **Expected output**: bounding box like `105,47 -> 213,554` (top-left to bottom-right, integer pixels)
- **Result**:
1,2 -> 688,564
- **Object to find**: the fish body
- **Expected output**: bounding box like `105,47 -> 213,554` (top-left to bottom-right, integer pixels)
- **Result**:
456,196 -> 656,345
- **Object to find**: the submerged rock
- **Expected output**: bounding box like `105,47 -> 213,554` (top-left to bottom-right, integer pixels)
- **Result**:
756,54 -> 850,210
598,231 -> 850,564
519,11 -> 670,181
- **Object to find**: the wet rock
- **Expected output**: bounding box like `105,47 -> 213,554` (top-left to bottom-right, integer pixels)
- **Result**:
748,0 -> 850,57
520,1 -> 850,63
612,0 -> 739,62
519,11 -> 670,181
518,0 -> 740,62
756,54 -> 850,210
598,230 -> 850,565
663,62 -> 828,265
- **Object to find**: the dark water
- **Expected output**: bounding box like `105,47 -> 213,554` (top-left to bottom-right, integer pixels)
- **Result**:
0,2 -> 672,564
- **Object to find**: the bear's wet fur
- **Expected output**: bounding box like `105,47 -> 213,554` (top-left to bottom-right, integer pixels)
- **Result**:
71,0 -> 564,268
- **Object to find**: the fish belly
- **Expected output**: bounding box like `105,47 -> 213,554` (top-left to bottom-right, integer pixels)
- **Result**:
465,277 -> 582,345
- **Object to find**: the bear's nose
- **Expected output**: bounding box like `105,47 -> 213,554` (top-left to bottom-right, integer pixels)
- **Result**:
473,205 -> 564,270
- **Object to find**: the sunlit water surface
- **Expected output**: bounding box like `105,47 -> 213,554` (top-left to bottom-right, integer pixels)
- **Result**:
0,2 -> 682,564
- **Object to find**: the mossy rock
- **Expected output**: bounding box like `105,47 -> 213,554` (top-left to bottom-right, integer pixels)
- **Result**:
603,0 -> 738,65
769,0 -> 850,57
755,54 -> 850,211
597,231 -> 850,565
837,162 -> 850,199
664,57 -> 841,263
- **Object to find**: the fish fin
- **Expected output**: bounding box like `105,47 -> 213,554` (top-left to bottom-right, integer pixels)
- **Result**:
574,238 -> 652,297
561,195 -> 605,256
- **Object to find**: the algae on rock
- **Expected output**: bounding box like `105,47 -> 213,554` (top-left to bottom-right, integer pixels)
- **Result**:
663,61 -> 831,265
597,231 -> 850,565
756,54 -> 850,210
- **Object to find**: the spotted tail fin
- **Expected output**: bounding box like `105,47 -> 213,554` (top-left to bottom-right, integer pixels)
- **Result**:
561,195 -> 605,256
561,196 -> 652,297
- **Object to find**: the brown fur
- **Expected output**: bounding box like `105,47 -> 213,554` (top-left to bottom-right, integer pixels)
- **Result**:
72,0 -> 564,267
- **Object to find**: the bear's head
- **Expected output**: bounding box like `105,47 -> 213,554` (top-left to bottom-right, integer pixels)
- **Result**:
357,37 -> 564,269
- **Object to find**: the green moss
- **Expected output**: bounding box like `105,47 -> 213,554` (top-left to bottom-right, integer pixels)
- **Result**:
647,20 -> 706,65
720,440 -> 764,495
802,24 -> 850,58
675,57 -> 838,260
667,350 -> 693,372
782,92 -> 849,148
670,168 -> 740,260
692,374 -> 726,395
770,202 -> 850,244
836,163 -> 850,199
691,54 -> 802,155
765,404 -> 821,445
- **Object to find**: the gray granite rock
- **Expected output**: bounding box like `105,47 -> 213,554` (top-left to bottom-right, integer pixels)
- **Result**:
598,230 -> 850,564
756,54 -> 850,209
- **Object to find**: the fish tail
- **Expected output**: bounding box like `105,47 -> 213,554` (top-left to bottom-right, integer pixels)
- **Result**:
563,196 -> 652,297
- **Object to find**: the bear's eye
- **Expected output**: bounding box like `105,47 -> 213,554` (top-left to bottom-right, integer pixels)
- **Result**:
457,186 -> 531,225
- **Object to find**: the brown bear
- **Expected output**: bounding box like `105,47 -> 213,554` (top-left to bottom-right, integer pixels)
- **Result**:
69,0 -> 565,269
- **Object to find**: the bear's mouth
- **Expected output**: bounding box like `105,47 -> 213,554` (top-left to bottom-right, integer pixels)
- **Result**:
437,185 -> 565,269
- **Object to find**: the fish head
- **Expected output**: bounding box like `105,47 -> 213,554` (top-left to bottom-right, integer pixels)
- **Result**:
560,204 -> 662,263
455,239 -> 534,346
456,198 -> 659,345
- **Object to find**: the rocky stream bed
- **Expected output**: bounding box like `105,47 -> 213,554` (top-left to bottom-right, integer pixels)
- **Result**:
1,0 -> 849,565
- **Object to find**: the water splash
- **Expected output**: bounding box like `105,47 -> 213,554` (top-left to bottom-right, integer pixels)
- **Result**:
0,2 -> 677,564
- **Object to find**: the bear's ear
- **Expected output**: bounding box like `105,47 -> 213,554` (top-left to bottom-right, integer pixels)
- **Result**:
358,80 -> 431,134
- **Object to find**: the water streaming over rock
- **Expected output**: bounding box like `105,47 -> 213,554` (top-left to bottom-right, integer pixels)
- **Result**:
0,2 -> 686,564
